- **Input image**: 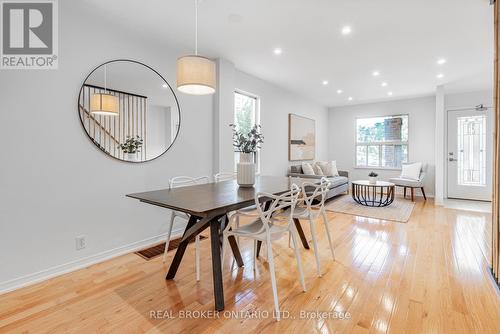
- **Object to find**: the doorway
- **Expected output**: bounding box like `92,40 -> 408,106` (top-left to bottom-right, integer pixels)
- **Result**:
447,106 -> 493,201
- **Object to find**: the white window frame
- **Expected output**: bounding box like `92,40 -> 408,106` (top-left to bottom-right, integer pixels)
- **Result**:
354,114 -> 409,170
234,89 -> 261,173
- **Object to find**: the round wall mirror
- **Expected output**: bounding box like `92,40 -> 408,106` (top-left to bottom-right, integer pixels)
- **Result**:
78,60 -> 180,162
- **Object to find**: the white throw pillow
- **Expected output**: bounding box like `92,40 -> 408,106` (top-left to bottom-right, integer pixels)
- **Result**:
313,163 -> 324,175
302,162 -> 315,175
400,162 -> 422,180
317,161 -> 339,177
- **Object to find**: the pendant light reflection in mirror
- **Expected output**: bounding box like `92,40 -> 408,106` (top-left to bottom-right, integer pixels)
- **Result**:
90,64 -> 119,116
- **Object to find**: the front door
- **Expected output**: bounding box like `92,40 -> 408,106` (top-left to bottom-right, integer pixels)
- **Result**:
447,108 -> 492,201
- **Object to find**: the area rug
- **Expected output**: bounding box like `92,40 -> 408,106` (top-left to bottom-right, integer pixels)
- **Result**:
325,195 -> 415,223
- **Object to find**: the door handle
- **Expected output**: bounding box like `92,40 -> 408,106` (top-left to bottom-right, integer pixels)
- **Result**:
448,158 -> 457,162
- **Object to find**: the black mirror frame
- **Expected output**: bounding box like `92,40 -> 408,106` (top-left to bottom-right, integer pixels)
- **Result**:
77,59 -> 181,163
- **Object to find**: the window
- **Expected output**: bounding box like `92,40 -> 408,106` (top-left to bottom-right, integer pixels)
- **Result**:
457,115 -> 486,186
356,115 -> 408,169
234,90 -> 260,172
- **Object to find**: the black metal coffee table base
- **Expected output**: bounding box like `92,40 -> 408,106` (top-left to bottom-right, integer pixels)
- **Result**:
351,181 -> 395,207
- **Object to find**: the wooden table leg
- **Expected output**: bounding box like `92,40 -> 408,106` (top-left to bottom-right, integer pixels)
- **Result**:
294,218 -> 310,249
228,235 -> 244,267
210,219 -> 225,311
219,215 -> 243,267
166,215 -> 199,279
256,241 -> 262,258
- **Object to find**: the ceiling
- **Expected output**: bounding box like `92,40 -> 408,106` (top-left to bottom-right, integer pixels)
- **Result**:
82,0 -> 494,107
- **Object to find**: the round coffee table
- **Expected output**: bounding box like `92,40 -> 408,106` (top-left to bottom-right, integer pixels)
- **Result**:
351,180 -> 395,207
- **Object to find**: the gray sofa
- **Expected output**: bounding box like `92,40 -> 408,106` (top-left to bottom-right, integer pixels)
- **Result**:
288,164 -> 349,200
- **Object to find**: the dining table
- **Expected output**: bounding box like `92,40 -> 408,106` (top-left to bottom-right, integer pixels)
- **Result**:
126,175 -> 311,311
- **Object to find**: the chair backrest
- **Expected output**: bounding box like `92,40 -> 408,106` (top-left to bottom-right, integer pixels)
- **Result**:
301,177 -> 331,212
214,172 -> 236,183
169,176 -> 209,189
253,184 -> 301,235
401,162 -> 427,181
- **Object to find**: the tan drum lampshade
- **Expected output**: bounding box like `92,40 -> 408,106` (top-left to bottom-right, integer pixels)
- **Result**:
90,93 -> 119,116
176,55 -> 216,95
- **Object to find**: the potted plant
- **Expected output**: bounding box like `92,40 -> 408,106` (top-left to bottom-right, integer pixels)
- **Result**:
230,124 -> 264,187
119,136 -> 143,162
368,171 -> 378,184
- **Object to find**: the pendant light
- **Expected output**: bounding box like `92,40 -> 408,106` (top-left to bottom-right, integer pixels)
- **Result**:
90,64 -> 119,116
176,0 -> 216,95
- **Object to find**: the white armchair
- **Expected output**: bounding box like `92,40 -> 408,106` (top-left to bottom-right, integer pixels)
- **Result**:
389,163 -> 427,201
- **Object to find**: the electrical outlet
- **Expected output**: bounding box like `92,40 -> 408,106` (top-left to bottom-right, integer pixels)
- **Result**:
76,236 -> 86,250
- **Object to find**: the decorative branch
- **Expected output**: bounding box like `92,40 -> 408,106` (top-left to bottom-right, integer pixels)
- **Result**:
229,124 -> 264,154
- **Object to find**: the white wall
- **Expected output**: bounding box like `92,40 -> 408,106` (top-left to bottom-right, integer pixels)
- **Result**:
0,3 -> 214,291
434,86 -> 445,204
328,96 -> 436,195
234,70 -> 329,175
445,90 -> 493,109
213,61 -> 329,176
0,2 -> 328,292
147,105 -> 171,160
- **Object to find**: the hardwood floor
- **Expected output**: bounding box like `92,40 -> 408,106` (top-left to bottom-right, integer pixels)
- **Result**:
1,199 -> 499,333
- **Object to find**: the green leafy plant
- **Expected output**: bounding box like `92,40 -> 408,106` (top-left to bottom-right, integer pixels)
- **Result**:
229,124 -> 264,153
368,171 -> 378,177
119,136 -> 143,154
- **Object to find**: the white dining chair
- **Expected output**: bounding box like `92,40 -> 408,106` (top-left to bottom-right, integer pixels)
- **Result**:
281,177 -> 335,277
213,172 -> 237,183
213,172 -> 258,243
163,176 -> 209,282
221,184 -> 306,321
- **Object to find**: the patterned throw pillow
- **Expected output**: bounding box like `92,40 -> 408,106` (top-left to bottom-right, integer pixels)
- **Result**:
317,161 -> 339,177
301,162 -> 315,175
313,163 -> 324,175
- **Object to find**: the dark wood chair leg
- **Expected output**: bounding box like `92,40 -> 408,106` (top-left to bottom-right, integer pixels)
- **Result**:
403,187 -> 407,198
421,187 -> 427,200
411,188 -> 414,202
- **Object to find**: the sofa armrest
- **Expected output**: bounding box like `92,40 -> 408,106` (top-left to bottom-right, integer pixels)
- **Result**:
338,170 -> 348,178
287,173 -> 323,179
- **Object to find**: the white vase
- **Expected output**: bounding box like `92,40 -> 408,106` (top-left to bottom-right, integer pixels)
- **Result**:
125,152 -> 138,162
369,176 -> 377,184
237,152 -> 256,187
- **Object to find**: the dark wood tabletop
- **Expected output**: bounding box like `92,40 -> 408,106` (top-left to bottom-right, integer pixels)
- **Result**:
126,175 -> 312,311
126,176 -> 306,217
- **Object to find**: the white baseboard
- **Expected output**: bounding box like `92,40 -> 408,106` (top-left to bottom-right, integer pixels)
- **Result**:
0,228 -> 184,295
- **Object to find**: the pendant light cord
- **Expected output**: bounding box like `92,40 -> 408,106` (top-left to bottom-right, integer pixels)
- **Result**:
195,0 -> 198,55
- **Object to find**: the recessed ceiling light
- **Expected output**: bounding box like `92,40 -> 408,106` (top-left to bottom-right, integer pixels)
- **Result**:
372,71 -> 380,77
381,82 -> 388,87
436,73 -> 444,79
387,91 -> 393,96
337,89 -> 343,94
273,47 -> 282,55
341,26 -> 352,35
322,80 -> 329,85
162,84 -> 168,88
437,58 -> 447,65
348,96 -> 353,101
